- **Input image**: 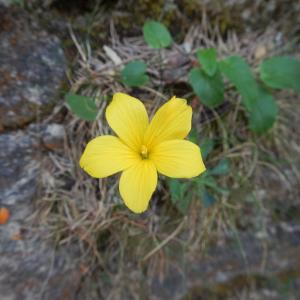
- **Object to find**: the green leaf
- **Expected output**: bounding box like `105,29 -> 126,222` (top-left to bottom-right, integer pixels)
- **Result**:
188,68 -> 224,108
248,86 -> 278,133
200,138 -> 215,160
260,56 -> 300,93
197,176 -> 228,195
201,189 -> 217,208
220,56 -> 278,133
195,173 -> 212,187
220,56 -> 257,111
196,48 -> 218,76
143,21 -> 172,49
169,179 -> 191,214
65,93 -> 98,121
121,60 -> 148,87
176,194 -> 192,214
169,179 -> 182,204
210,158 -> 230,175
188,128 -> 198,144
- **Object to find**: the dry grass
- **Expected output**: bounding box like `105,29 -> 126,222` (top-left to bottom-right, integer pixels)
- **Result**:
36,14 -> 300,299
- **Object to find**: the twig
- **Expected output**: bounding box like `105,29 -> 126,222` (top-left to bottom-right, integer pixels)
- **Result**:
142,219 -> 186,262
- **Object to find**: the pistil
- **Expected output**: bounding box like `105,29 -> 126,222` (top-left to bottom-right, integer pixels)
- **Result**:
140,145 -> 148,159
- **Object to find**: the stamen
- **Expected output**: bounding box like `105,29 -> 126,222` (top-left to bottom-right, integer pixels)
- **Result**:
140,145 -> 148,159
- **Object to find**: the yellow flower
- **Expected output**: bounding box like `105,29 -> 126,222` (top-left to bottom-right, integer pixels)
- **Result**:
80,93 -> 206,213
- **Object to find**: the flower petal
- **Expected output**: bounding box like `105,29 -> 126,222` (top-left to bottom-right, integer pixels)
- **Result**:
119,160 -> 157,213
150,139 -> 206,178
80,135 -> 139,178
106,93 -> 149,151
144,96 -> 192,148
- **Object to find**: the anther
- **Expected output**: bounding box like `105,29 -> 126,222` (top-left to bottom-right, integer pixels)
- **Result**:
140,145 -> 148,159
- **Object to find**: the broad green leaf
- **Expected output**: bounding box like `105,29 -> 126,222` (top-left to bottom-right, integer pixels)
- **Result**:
196,48 -> 218,76
143,21 -> 172,49
260,56 -> 300,93
201,189 -> 217,208
65,93 -> 98,121
121,60 -> 148,87
248,86 -> 278,133
188,68 -> 224,108
200,138 -> 215,160
210,158 -> 230,175
220,56 -> 278,133
220,56 -> 257,111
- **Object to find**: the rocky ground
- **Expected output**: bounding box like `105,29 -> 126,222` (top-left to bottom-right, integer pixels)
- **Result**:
0,5 -> 81,300
0,1 -> 300,300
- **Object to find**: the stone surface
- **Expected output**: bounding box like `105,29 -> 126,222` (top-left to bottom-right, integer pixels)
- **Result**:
0,128 -> 40,212
150,230 -> 300,299
0,125 -> 82,300
0,227 -> 81,300
0,122 -> 67,206
42,123 -> 66,150
0,5 -> 66,129
0,6 -> 72,299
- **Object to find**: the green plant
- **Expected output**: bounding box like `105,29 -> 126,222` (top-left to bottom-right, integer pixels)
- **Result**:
121,60 -> 149,87
65,93 -> 99,121
219,55 -> 278,133
143,20 -> 172,49
259,56 -> 300,93
169,137 -> 230,213
188,48 -> 300,133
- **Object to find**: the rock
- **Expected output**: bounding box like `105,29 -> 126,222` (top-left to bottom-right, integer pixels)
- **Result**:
0,228 -> 81,300
0,125 -> 82,300
150,230 -> 300,299
0,128 -> 40,212
0,122 -> 67,225
42,123 -> 66,150
0,5 -> 66,129
0,0 -> 10,6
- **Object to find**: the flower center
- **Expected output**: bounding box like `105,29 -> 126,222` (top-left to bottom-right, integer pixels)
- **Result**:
140,145 -> 149,159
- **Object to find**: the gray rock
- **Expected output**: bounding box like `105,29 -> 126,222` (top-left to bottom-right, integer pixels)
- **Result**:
0,0 -> 11,6
0,228 -> 81,300
0,5 -> 66,129
42,123 -> 66,150
150,230 -> 300,300
0,126 -> 82,300
0,129 -> 40,211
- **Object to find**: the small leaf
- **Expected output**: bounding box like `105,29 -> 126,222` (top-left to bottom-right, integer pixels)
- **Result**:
201,189 -> 217,208
210,158 -> 231,176
196,48 -> 218,76
220,56 -> 278,133
200,138 -> 215,160
168,179 -> 191,214
121,60 -> 148,87
188,68 -> 224,108
198,176 -> 228,195
220,56 -> 257,111
169,179 -> 182,204
248,86 -> 278,133
176,194 -> 192,214
260,56 -> 300,93
65,93 -> 98,121
143,21 -> 172,49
